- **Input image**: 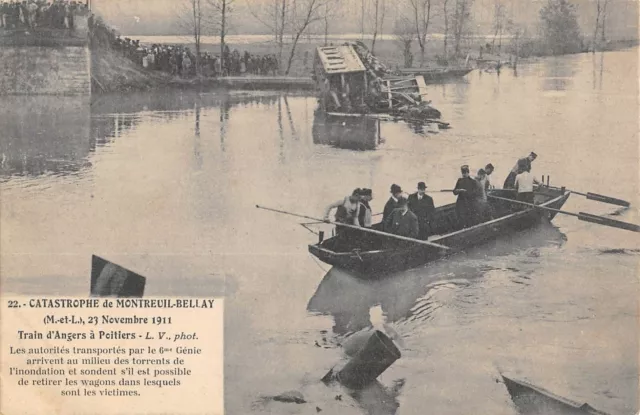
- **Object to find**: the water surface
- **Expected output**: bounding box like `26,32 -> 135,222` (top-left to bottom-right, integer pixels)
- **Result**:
1,49 -> 638,415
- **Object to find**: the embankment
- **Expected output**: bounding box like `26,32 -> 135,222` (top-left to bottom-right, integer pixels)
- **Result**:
90,47 -> 314,94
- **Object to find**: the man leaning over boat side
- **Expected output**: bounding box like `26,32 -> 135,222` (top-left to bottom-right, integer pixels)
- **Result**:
323,188 -> 362,234
484,163 -> 495,191
408,182 -> 435,239
504,152 -> 537,189
384,197 -> 419,240
383,184 -> 403,222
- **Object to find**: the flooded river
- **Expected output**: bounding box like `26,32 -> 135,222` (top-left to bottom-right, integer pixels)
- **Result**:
1,49 -> 638,414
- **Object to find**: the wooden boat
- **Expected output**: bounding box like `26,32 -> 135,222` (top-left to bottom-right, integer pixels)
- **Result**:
308,186 -> 571,277
501,374 -> 610,415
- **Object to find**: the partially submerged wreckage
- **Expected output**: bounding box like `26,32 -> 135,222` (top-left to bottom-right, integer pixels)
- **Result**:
313,42 -> 448,128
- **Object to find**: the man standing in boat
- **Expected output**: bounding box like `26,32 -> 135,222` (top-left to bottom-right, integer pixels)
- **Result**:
323,188 -> 362,234
408,182 -> 435,239
358,188 -> 373,228
504,152 -> 537,189
453,165 -> 480,228
383,184 -> 403,222
484,163 -> 495,191
384,197 -> 419,239
515,165 -> 540,205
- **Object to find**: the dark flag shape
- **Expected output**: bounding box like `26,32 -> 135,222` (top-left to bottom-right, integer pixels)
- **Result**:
90,255 -> 146,297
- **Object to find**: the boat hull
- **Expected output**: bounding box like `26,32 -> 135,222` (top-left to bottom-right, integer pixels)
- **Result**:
308,188 -> 570,277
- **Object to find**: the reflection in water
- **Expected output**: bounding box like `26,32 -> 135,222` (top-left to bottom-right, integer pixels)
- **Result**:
307,222 -> 567,336
0,96 -> 92,177
350,380 -> 405,415
312,109 -> 382,151
542,57 -> 578,91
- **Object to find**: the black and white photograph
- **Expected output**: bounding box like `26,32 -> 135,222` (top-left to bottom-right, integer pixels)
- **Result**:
0,0 -> 638,413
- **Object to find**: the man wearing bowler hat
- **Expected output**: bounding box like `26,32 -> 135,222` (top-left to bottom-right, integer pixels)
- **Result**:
383,184 -> 403,222
408,182 -> 435,239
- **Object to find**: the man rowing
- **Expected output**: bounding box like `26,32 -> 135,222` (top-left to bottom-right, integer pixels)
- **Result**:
408,181 -> 435,239
504,152 -> 537,189
514,165 -> 540,205
323,188 -> 362,234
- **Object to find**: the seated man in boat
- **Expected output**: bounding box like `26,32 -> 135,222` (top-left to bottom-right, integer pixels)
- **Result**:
384,196 -> 419,239
323,188 -> 362,234
408,181 -> 435,239
504,152 -> 537,189
514,165 -> 540,205
383,184 -> 403,222
453,165 -> 480,228
358,188 -> 373,228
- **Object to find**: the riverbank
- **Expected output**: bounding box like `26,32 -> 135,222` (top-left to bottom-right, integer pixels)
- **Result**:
90,47 -> 314,94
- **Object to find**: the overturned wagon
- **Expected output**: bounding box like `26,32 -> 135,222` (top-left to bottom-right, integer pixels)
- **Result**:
313,43 -> 441,120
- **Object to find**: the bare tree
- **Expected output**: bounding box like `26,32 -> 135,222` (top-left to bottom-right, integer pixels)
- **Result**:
208,0 -> 234,74
284,0 -> 329,75
177,0 -> 206,75
394,17 -> 415,68
442,0 -> 449,61
491,0 -> 506,53
592,0 -> 610,52
408,0 -> 432,66
247,0 -> 288,72
370,0 -> 387,54
452,0 -> 472,57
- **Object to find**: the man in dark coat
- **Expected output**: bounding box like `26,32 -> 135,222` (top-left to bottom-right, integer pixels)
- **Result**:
504,152 -> 537,189
384,197 -> 419,239
408,181 -> 435,239
453,165 -> 480,228
382,184 -> 403,222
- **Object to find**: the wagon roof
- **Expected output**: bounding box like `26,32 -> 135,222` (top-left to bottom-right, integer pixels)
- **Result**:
316,45 -> 366,74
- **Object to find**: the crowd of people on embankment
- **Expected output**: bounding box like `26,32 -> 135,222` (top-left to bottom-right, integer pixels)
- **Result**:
0,0 -> 88,30
89,16 -> 279,78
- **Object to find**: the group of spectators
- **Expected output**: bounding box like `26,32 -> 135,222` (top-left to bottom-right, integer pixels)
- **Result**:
89,16 -> 279,78
0,0 -> 88,31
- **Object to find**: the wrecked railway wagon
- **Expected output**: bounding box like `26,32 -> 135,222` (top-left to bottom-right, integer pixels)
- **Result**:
313,42 -> 442,121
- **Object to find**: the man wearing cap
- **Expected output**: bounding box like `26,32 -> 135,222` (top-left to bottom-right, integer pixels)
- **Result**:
408,182 -> 435,239
504,152 -> 537,189
384,196 -> 419,239
453,165 -> 480,228
358,188 -> 373,228
383,184 -> 403,222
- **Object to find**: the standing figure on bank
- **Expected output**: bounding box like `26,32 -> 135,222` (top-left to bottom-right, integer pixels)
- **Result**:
515,166 -> 540,205
323,188 -> 362,234
408,182 -> 435,239
453,165 -> 480,228
504,152 -> 537,189
384,197 -> 419,239
383,184 -> 403,222
358,188 -> 373,228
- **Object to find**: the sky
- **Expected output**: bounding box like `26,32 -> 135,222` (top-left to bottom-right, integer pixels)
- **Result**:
92,0 -> 639,39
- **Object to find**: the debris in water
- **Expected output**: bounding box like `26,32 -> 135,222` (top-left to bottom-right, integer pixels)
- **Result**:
272,390 -> 306,404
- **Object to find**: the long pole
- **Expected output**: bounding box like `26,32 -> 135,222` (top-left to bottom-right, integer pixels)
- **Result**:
256,205 -> 451,250
488,195 -> 640,233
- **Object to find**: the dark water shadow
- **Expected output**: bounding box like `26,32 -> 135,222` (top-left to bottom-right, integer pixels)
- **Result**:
307,221 -> 567,335
312,108 -> 382,151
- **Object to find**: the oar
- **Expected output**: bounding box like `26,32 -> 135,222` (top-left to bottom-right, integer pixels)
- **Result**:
256,205 -> 451,250
546,186 -> 630,207
488,195 -> 640,233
